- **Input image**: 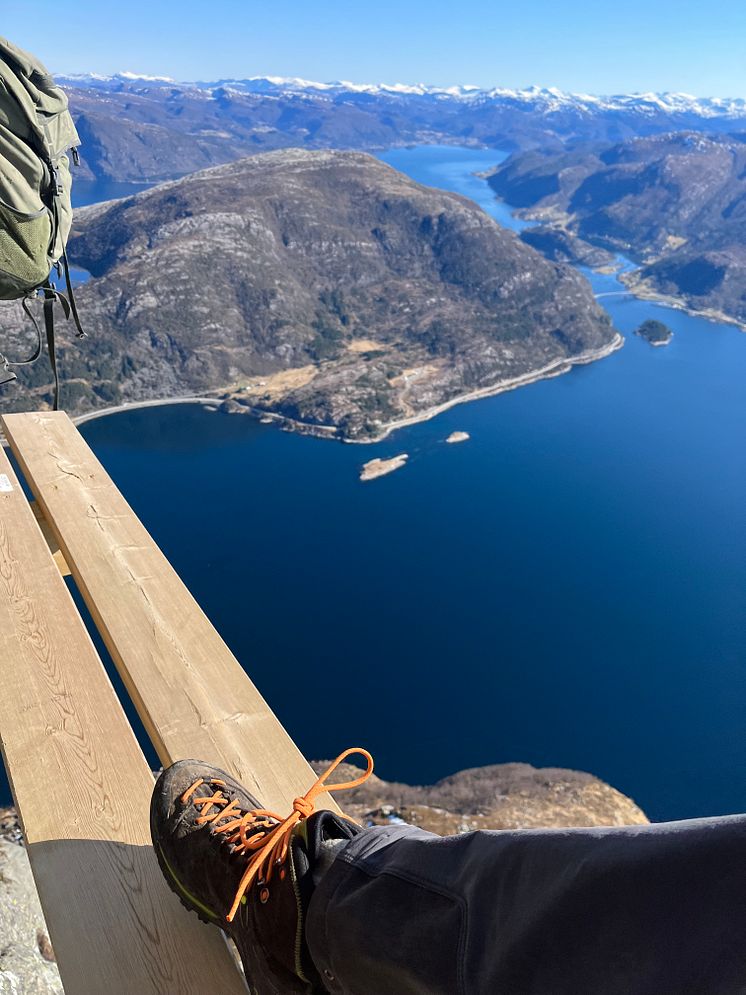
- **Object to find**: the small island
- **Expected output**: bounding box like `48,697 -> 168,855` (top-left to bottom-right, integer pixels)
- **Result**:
360,453 -> 409,481
635,319 -> 673,346
446,431 -> 470,444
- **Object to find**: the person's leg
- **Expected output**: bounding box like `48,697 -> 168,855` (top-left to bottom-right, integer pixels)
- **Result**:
307,816 -> 746,994
151,752 -> 746,995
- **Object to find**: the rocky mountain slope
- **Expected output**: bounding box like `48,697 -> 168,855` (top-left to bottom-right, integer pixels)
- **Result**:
0,150 -> 618,436
488,132 -> 746,325
59,74 -> 746,184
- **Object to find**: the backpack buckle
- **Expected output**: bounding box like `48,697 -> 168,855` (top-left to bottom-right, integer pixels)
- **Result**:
50,164 -> 63,197
0,356 -> 17,387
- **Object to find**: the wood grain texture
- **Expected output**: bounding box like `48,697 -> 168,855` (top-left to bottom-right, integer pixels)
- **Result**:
0,444 -> 247,994
3,411 -> 339,815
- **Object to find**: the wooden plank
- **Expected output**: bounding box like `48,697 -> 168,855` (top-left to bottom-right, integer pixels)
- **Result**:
0,446 -> 247,995
3,411 -> 339,815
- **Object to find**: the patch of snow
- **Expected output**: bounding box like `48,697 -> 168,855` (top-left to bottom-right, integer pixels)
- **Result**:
117,71 -> 177,83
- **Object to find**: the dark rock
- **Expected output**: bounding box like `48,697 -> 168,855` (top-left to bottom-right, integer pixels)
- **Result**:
36,933 -> 55,964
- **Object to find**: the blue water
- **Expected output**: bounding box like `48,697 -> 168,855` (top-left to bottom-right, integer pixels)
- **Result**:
3,148 -> 744,822
72,179 -> 153,209
380,145 -> 531,232
68,180 -> 155,285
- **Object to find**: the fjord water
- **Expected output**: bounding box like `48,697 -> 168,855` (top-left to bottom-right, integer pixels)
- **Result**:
72,179 -> 154,208
74,149 -> 745,822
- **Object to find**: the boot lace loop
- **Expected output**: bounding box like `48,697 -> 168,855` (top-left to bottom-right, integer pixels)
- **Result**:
180,747 -> 374,923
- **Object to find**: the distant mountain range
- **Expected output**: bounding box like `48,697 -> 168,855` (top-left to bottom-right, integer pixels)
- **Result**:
59,73 -> 746,184
59,72 -> 746,118
488,132 -> 746,326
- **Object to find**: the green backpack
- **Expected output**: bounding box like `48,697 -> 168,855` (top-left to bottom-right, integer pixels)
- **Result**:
0,35 -> 84,408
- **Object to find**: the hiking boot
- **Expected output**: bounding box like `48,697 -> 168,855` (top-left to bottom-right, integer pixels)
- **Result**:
150,750 -> 373,995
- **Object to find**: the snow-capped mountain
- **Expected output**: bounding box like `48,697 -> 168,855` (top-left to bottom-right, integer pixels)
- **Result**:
223,79 -> 746,119
57,71 -> 746,119
58,71 -> 746,185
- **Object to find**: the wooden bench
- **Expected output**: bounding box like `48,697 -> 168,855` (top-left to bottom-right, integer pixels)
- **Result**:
0,410 -> 339,995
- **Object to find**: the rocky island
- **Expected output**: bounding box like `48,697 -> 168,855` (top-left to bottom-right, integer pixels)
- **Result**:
0,149 -> 619,436
635,319 -> 673,346
360,453 -> 409,481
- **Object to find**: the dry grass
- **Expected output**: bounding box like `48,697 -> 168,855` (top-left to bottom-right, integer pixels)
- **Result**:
237,365 -> 318,400
346,339 -> 389,353
388,362 -> 442,388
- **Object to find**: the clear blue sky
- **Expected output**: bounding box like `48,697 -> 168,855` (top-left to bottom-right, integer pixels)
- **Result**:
4,0 -> 746,96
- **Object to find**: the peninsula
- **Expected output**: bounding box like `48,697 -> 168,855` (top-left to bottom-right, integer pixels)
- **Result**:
488,133 -> 746,329
2,150 -> 618,436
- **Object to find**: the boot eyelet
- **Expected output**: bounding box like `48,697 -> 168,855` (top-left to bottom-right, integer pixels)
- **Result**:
260,887 -> 270,904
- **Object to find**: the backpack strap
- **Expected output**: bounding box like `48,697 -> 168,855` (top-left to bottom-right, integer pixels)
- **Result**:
42,281 -> 75,411
0,295 -> 44,385
61,244 -> 85,339
43,284 -> 59,411
4,285 -> 75,410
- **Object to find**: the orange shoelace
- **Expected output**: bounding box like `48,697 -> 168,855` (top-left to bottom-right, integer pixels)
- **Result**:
180,747 -> 374,923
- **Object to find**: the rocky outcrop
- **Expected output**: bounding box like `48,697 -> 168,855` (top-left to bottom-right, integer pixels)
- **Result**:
311,760 -> 648,833
0,841 -> 62,995
0,149 -> 618,436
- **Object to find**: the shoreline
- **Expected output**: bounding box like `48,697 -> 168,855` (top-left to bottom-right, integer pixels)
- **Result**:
61,285 -> 740,441
0,394 -> 222,448
345,331 -> 625,443
49,333 -> 624,445
619,276 -> 746,333
71,395 -> 223,426
489,199 -> 746,334
226,331 -> 624,444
